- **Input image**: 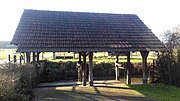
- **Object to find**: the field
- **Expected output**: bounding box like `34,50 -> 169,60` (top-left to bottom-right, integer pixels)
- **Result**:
0,49 -> 157,63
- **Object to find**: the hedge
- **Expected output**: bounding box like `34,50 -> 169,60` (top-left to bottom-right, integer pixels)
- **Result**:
40,61 -> 146,83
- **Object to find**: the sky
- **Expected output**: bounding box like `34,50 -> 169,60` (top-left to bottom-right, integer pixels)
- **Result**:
0,0 -> 180,41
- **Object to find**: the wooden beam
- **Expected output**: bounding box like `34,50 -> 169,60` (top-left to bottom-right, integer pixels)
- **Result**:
82,52 -> 87,86
140,51 -> 149,84
89,52 -> 93,86
115,55 -> 119,80
126,51 -> 131,84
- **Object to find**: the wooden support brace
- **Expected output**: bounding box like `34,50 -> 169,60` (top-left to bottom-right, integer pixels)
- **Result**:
140,51 -> 149,84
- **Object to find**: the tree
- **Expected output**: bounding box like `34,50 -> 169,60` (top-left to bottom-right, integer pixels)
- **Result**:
156,25 -> 180,86
162,25 -> 180,62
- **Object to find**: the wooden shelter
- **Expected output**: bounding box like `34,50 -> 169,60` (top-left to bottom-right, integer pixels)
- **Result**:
11,9 -> 166,86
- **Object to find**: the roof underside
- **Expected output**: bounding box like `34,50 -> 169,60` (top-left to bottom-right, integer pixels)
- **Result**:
11,9 -> 166,52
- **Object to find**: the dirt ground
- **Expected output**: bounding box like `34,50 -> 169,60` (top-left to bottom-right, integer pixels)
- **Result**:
33,80 -> 153,101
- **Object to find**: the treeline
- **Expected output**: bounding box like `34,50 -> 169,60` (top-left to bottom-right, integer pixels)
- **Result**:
0,41 -> 17,49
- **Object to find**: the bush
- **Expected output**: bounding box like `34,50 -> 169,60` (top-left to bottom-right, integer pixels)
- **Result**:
155,53 -> 180,87
40,61 -> 145,82
40,61 -> 76,82
93,62 -> 115,76
0,63 -> 37,101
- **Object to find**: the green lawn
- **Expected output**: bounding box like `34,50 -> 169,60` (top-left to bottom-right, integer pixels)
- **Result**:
129,84 -> 180,101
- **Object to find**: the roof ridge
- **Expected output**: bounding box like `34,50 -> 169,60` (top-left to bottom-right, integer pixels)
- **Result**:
23,9 -> 137,16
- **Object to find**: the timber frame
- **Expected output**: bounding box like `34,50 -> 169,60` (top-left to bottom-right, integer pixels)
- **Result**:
11,9 -> 167,86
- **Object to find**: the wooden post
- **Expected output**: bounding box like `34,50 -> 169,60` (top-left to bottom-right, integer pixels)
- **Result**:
151,59 -> 155,83
74,52 -> 75,59
53,52 -> 56,60
78,53 -> 82,82
140,51 -> 149,84
33,52 -> 36,62
19,55 -> 22,66
8,54 -> 10,62
82,52 -> 88,86
26,52 -> 31,63
115,55 -> 119,80
23,53 -> 26,63
13,55 -> 16,63
89,52 -> 93,86
42,52 -> 44,59
126,51 -> 131,84
37,53 -> 39,61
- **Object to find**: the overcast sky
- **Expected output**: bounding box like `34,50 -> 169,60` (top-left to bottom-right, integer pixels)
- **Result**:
0,0 -> 180,41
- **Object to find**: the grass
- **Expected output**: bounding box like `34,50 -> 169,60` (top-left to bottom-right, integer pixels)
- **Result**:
129,84 -> 180,101
0,49 -> 157,63
0,49 -> 17,60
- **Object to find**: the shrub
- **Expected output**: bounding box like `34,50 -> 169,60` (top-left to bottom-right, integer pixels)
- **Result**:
0,63 -> 37,101
40,61 -> 145,82
40,61 -> 76,82
93,62 -> 115,76
155,53 -> 180,87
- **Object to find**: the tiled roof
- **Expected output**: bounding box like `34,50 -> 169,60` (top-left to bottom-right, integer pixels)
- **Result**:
11,9 -> 166,52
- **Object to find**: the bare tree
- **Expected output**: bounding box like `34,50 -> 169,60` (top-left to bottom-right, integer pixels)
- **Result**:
162,25 -> 180,62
